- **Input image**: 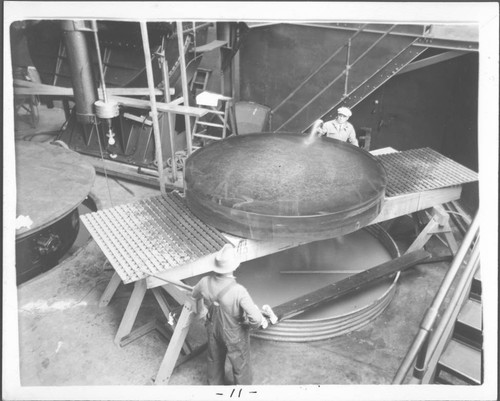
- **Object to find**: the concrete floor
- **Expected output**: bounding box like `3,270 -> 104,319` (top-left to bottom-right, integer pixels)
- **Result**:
8,105 -> 471,395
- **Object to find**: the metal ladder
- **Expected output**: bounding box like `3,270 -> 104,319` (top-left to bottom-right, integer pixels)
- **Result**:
190,68 -> 211,96
191,91 -> 236,150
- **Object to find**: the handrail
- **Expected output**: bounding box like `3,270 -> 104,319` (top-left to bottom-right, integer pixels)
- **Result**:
418,240 -> 480,383
271,24 -> 368,115
392,212 -> 480,384
274,25 -> 396,132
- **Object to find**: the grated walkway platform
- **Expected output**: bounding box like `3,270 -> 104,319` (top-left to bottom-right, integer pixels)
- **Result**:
377,147 -> 478,197
81,192 -> 229,284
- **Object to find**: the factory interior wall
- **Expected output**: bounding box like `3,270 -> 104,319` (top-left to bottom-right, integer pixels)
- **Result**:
352,52 -> 479,212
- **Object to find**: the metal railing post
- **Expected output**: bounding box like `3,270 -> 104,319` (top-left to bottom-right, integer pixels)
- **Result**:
274,25 -> 396,132
343,39 -> 351,97
271,24 -> 367,116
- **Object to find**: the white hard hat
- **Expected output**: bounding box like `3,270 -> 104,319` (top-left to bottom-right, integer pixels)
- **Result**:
337,107 -> 352,117
214,244 -> 240,273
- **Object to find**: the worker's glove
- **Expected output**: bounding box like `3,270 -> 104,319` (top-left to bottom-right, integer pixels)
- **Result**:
260,317 -> 269,330
262,304 -> 278,324
311,119 -> 324,136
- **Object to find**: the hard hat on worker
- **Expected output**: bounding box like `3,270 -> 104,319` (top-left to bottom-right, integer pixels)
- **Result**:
214,244 -> 240,274
337,107 -> 352,118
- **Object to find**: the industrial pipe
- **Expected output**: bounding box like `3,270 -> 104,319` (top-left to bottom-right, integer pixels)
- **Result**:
60,20 -> 97,124
392,212 -> 480,384
419,240 -> 480,381
91,20 -> 108,104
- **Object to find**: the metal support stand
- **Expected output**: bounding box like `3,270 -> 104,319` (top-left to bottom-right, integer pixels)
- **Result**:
98,271 -> 203,384
113,279 -> 147,346
154,300 -> 198,385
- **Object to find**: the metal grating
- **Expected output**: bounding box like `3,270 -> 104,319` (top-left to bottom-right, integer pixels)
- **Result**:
377,148 -> 478,197
81,192 -> 229,284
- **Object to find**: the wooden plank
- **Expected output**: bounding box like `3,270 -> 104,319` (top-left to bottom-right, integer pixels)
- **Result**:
405,218 -> 440,254
110,95 -> 208,117
151,288 -> 192,355
140,21 -> 167,194
99,272 -> 122,307
146,253 -> 218,288
119,320 -> 158,347
152,288 -> 173,318
193,39 -> 227,53
371,186 -> 462,224
114,279 -> 147,346
272,249 -> 431,321
175,343 -> 208,367
14,80 -> 169,97
14,84 -> 73,96
160,44 -> 178,183
154,303 -> 196,385
106,87 -> 171,96
176,22 -> 194,154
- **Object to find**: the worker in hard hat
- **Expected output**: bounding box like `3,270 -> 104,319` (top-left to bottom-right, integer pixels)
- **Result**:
192,244 -> 269,385
314,106 -> 359,146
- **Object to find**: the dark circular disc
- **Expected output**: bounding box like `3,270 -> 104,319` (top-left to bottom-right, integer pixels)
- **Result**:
15,141 -> 95,240
185,133 -> 387,240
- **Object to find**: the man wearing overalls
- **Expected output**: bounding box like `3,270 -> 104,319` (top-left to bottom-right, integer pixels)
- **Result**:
192,244 -> 269,385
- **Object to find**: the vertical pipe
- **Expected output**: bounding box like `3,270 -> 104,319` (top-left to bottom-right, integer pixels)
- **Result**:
176,22 -> 193,155
91,20 -> 108,103
423,240 -> 481,369
392,213 -> 480,383
216,22 -> 232,96
343,39 -> 351,97
161,35 -> 177,182
60,20 -> 97,124
412,335 -> 429,380
140,21 -> 166,194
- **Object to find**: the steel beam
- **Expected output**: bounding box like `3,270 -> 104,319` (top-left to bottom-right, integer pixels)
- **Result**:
397,50 -> 469,75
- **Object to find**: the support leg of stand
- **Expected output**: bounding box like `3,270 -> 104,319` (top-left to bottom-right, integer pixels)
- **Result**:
114,279 -> 147,346
99,271 -> 122,307
152,288 -> 193,355
443,231 -> 459,255
406,206 -> 459,256
405,218 -> 440,254
154,302 -> 196,385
